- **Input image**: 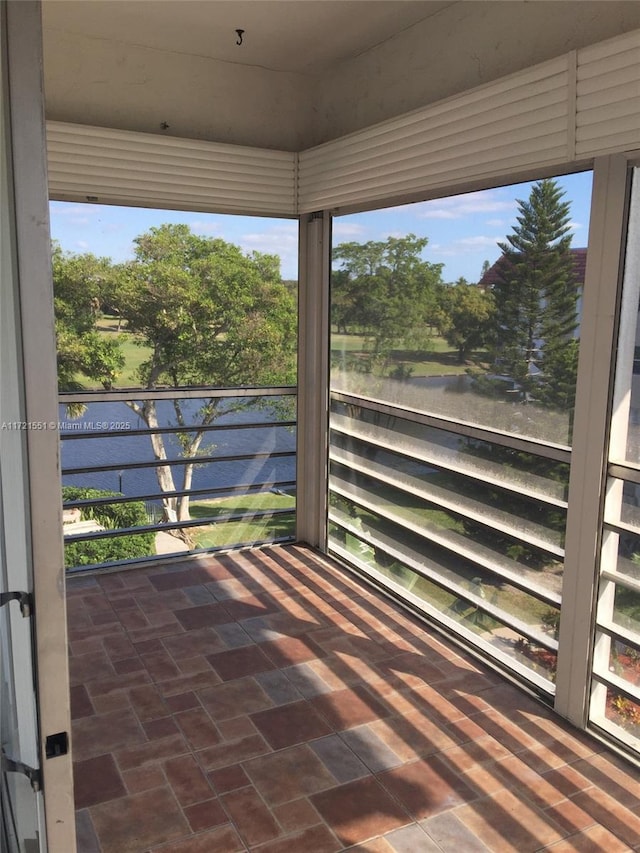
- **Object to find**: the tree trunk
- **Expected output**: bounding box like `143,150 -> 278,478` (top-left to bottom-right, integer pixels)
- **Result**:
126,400 -> 194,546
141,401 -> 178,519
177,430 -> 205,522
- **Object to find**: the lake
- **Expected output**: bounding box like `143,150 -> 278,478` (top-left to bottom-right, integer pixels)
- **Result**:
59,397 -> 297,503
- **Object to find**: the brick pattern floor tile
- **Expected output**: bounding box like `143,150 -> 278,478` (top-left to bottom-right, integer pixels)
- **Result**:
310,734 -> 371,783
207,643 -> 277,681
73,754 -> 126,809
75,809 -> 101,853
339,725 -> 404,773
244,744 -> 337,805
183,797 -> 228,833
90,787 -> 190,853
67,545 -> 640,852
163,754 -> 214,806
221,786 -> 281,846
310,776 -> 411,845
250,699 -> 333,749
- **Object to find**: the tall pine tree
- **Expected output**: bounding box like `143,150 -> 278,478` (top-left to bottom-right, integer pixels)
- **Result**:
491,179 -> 578,408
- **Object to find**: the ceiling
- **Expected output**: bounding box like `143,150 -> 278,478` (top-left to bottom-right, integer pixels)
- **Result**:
41,0 -> 455,75
40,1 -> 640,151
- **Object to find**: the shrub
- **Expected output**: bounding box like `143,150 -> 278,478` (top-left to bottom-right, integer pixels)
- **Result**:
62,486 -> 155,567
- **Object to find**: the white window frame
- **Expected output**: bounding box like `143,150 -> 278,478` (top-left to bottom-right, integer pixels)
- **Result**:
5,2 -> 76,848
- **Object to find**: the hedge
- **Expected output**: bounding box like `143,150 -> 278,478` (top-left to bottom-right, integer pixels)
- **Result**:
62,486 -> 156,567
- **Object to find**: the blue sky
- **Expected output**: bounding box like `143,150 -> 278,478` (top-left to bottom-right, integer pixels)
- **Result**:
49,170 -> 592,284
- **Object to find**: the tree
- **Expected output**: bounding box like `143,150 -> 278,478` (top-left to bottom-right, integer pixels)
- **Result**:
62,487 -> 155,567
332,234 -> 443,369
490,179 -> 578,407
331,268 -> 359,335
53,243 -> 124,393
113,224 -> 297,532
435,281 -> 495,364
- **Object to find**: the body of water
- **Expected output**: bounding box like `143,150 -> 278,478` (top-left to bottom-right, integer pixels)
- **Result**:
59,397 -> 296,502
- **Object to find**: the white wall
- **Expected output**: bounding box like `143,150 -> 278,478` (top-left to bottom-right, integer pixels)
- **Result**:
43,29 -> 310,151
310,1 -> 640,147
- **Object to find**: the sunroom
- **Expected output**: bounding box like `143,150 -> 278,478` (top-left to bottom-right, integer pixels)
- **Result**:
4,1 -> 640,851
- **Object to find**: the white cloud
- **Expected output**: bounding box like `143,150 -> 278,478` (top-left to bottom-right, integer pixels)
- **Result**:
430,247 -> 458,257
568,220 -> 583,231
454,235 -> 504,249
332,222 -> 367,238
239,223 -> 299,277
50,203 -> 101,227
241,223 -> 298,250
75,240 -> 90,250
418,191 -> 517,220
418,208 -> 460,221
428,234 -> 503,260
190,220 -> 220,236
51,203 -> 96,217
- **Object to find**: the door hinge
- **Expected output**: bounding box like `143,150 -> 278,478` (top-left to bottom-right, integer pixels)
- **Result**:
0,590 -> 33,617
1,752 -> 42,792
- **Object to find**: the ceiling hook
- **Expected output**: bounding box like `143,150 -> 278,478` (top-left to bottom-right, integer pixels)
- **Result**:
235,29 -> 244,46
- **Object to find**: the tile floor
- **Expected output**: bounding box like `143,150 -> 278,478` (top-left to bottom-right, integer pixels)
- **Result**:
67,544 -> 640,852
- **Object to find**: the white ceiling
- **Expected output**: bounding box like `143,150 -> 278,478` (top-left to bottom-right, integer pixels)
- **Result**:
41,0 -> 455,74
41,1 -> 640,151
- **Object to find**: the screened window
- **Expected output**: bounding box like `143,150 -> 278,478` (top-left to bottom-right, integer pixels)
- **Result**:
328,172 -> 592,693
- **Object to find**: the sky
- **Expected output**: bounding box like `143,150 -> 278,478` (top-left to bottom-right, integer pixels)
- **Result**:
49,170 -> 593,284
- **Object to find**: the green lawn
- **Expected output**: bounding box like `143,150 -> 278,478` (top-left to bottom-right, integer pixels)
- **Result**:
84,321 -> 483,389
368,550 -> 558,647
97,315 -> 152,387
190,491 -> 296,548
334,484 -> 560,639
330,331 -> 489,378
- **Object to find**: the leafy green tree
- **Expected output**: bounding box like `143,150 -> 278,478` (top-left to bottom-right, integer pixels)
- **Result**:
62,487 -> 155,567
490,179 -> 578,407
332,234 -> 443,370
435,282 -> 495,364
331,268 -> 359,334
53,243 -> 124,393
114,224 -> 297,532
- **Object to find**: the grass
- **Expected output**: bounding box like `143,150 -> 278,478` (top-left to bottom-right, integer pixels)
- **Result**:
189,491 -> 296,548
330,331 -> 488,378
345,480 -> 467,536
96,315 -> 152,387
85,321 -> 478,389
333,485 -> 560,637
95,316 -> 126,333
369,551 -> 557,642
